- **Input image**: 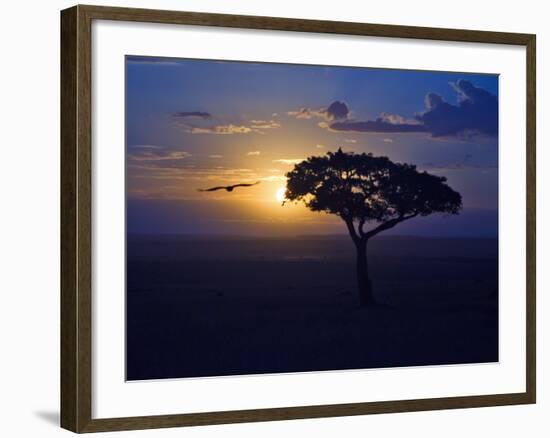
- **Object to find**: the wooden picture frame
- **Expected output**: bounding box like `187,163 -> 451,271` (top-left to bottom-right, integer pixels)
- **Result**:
61,4 -> 536,433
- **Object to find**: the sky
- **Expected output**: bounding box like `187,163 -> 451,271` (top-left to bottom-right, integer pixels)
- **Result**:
126,56 -> 499,237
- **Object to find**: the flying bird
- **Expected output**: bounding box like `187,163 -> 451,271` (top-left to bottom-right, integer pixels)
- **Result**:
197,181 -> 261,192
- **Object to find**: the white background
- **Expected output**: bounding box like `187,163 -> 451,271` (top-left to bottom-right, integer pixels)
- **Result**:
93,20 -> 526,418
0,0 -> 546,437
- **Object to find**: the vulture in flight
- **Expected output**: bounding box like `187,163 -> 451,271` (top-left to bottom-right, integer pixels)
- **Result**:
198,181 -> 261,192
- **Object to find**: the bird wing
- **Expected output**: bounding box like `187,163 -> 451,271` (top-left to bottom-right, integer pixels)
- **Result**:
197,186 -> 226,192
231,181 -> 261,188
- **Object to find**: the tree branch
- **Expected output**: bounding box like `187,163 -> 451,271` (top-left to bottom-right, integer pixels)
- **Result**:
343,217 -> 361,245
363,212 -> 419,240
358,217 -> 367,237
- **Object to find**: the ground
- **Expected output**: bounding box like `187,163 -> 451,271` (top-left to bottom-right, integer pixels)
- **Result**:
126,235 -> 498,380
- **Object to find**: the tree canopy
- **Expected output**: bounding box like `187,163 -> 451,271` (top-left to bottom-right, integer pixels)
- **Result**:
285,148 -> 462,242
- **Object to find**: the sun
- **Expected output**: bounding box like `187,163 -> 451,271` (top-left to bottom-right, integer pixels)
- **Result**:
275,186 -> 286,203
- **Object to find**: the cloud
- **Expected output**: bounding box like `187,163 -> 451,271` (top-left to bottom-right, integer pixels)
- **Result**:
324,101 -> 349,121
129,163 -> 258,183
343,139 -> 357,143
379,112 -> 421,126
329,118 -> 427,134
288,100 -> 349,121
247,151 -> 261,156
272,158 -> 304,165
249,120 -> 281,129
190,124 -> 254,135
383,138 -> 393,143
287,108 -> 314,119
311,81 -> 498,139
133,144 -> 162,149
128,146 -> 191,161
173,111 -> 212,119
189,121 -> 280,135
259,175 -> 287,182
415,79 -> 498,137
176,115 -> 281,135
208,154 -> 223,159
316,144 -> 325,149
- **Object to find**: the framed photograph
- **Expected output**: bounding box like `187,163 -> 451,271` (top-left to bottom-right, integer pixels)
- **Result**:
60,5 -> 536,433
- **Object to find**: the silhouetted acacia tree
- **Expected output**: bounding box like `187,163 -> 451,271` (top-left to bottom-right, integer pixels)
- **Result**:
284,148 -> 462,307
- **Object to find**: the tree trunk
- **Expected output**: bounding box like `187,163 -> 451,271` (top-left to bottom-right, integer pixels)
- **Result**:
356,241 -> 376,307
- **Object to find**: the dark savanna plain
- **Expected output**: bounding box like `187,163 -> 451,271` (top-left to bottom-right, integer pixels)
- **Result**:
126,57 -> 499,380
127,234 -> 498,380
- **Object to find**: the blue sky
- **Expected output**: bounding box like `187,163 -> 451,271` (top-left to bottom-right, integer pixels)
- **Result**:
126,56 -> 498,237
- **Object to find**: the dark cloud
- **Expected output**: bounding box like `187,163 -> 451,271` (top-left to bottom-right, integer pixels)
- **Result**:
416,80 -> 498,138
288,101 -> 349,121
173,111 -> 212,119
424,92 -> 444,109
173,113 -> 280,134
330,118 -> 427,133
324,101 -> 349,121
323,80 -> 497,139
